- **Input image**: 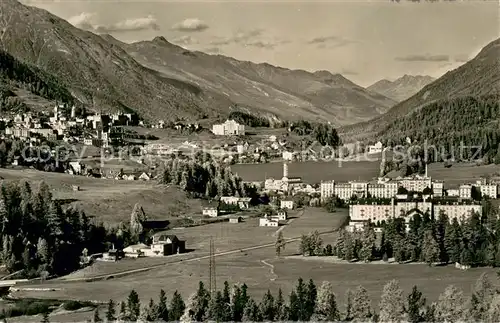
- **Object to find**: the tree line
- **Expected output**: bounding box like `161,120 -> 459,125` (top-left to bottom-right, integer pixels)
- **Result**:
289,120 -> 341,147
86,273 -> 499,323
379,95 -> 500,164
331,200 -> 500,267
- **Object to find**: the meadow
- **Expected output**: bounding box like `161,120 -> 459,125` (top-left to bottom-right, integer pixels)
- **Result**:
0,168 -> 200,224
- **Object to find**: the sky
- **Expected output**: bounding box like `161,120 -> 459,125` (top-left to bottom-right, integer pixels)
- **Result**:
21,0 -> 500,87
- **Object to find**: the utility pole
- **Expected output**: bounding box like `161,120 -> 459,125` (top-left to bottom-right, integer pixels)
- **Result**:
208,237 -> 216,298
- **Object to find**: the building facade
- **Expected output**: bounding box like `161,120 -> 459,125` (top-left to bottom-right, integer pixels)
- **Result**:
212,120 -> 245,136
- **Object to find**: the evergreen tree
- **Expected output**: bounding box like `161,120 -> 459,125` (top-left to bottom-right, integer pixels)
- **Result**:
422,229 -> 440,266
222,281 -> 231,304
379,280 -> 406,322
127,290 -> 141,321
105,299 -> 116,322
93,308 -> 102,323
275,231 -> 286,257
305,278 -> 317,320
435,285 -> 467,322
208,291 -> 231,322
242,298 -> 261,322
351,286 -> 371,321
315,281 -> 340,321
359,226 -> 375,262
274,288 -> 288,321
288,290 -> 299,321
118,301 -> 127,321
469,273 -> 495,321
169,291 -> 186,322
145,299 -> 157,321
193,282 -> 210,321
407,286 -> 426,323
344,289 -> 354,321
157,289 -> 168,321
259,289 -> 275,321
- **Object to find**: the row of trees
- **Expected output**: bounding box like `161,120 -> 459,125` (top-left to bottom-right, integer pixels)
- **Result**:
157,153 -> 257,199
333,201 -> 500,267
89,273 -> 500,322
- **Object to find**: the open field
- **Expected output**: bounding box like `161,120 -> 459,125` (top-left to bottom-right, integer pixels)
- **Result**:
0,168 -> 200,224
231,160 -> 381,184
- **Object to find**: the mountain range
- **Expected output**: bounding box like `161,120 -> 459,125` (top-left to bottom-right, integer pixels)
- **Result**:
367,75 -> 435,102
0,0 -> 396,126
340,37 -> 500,142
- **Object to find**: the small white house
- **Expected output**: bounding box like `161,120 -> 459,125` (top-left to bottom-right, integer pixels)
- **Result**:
276,210 -> 288,221
280,200 -> 294,210
123,243 -> 149,258
139,172 -> 151,181
282,151 -> 297,161
368,141 -> 383,154
259,215 -> 279,227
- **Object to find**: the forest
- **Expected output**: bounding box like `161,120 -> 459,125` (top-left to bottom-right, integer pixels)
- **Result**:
0,49 -> 74,106
60,273 -> 500,323
379,95 -> 500,164
157,153 -> 257,199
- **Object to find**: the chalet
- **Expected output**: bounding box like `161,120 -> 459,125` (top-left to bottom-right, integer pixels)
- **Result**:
259,215 -> 279,227
276,209 -> 288,221
139,172 -> 151,181
220,196 -> 252,209
202,200 -> 220,217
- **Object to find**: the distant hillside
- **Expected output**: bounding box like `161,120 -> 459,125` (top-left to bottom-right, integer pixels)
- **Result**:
380,94 -> 500,163
340,37 -> 500,142
0,49 -> 74,111
368,75 -> 435,102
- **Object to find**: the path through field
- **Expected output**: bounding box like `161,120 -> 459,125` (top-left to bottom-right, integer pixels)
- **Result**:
261,259 -> 278,281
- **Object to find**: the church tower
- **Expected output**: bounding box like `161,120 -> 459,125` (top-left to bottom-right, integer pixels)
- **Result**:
283,162 -> 289,179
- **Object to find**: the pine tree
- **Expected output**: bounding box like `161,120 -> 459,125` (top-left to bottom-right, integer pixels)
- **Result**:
305,278 -> 317,320
407,285 -> 425,323
169,291 -> 186,322
379,280 -> 406,322
359,227 -> 375,262
275,231 -> 286,257
145,299 -> 157,321
207,291 -> 230,322
288,290 -> 299,321
274,288 -> 288,321
222,281 -> 231,304
93,308 -> 102,323
105,299 -> 116,322
351,286 -> 371,321
259,289 -> 275,321
127,290 -> 141,321
193,282 -> 210,321
242,298 -> 261,322
422,229 -> 440,266
435,285 -> 467,322
469,273 -> 495,321
344,289 -> 354,321
157,289 -> 168,321
315,281 -> 340,321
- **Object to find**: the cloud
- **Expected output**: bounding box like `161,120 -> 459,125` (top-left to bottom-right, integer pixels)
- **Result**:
171,18 -> 209,32
172,35 -> 198,46
394,54 -> 450,62
209,29 -> 288,50
307,35 -> 356,49
68,12 -> 159,33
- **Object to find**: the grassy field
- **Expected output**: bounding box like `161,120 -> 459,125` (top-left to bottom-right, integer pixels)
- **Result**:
0,168 -> 200,224
231,160 -> 381,184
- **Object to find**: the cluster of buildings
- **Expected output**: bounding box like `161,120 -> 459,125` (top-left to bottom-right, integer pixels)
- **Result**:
121,234 -> 186,258
2,105 -> 139,148
319,170 -> 499,232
